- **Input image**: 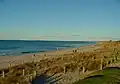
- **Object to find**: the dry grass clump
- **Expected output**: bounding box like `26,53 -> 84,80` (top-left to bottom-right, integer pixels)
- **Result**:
65,62 -> 78,72
46,65 -> 64,74
0,75 -> 29,84
85,60 -> 101,71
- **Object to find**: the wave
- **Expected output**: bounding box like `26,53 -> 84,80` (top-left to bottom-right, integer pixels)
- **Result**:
21,50 -> 45,54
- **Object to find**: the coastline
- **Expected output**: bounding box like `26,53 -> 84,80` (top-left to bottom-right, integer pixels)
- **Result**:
0,40 -> 96,56
0,43 -> 98,70
0,41 -> 120,84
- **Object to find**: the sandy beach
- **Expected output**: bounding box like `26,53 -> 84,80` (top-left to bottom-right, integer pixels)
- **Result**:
0,44 -> 99,70
1,41 -> 120,84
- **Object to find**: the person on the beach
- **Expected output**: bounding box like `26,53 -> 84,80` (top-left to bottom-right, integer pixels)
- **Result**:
33,54 -> 36,57
44,54 -> 46,56
32,54 -> 36,58
73,49 -> 77,53
57,48 -> 59,51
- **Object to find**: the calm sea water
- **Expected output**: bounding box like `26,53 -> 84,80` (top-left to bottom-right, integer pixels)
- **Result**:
0,40 -> 96,56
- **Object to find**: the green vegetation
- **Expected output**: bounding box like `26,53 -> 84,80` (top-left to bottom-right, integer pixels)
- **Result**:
73,67 -> 120,84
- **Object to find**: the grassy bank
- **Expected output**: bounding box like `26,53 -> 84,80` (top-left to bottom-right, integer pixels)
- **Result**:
74,67 -> 120,84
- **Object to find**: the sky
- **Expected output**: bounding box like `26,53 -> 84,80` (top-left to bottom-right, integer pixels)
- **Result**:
0,0 -> 120,41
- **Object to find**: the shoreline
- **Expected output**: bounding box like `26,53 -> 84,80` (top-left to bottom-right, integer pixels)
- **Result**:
0,43 -> 98,70
0,42 -> 96,56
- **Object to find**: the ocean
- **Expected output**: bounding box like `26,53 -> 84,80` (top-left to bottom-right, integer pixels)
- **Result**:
0,40 -> 96,56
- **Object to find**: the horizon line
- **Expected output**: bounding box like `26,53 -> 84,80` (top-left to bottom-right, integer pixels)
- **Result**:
0,39 -> 117,42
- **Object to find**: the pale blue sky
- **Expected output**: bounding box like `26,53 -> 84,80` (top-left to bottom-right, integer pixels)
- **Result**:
0,0 -> 120,41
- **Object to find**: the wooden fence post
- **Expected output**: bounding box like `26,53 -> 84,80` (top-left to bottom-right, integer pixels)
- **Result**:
64,66 -> 67,74
100,59 -> 103,70
2,70 -> 5,78
82,66 -> 85,73
33,70 -> 37,78
23,69 -> 25,76
22,60 -> 24,64
29,75 -> 33,82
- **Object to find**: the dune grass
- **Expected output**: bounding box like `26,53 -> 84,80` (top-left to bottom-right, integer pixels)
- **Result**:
0,41 -> 120,84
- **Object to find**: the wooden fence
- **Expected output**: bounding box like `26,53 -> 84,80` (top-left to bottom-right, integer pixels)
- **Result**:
0,54 -> 120,84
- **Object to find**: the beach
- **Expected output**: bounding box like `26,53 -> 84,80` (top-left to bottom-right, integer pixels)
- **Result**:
0,41 -> 120,84
0,44 -> 99,70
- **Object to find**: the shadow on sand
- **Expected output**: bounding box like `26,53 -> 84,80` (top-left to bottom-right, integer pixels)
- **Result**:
31,73 -> 62,84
